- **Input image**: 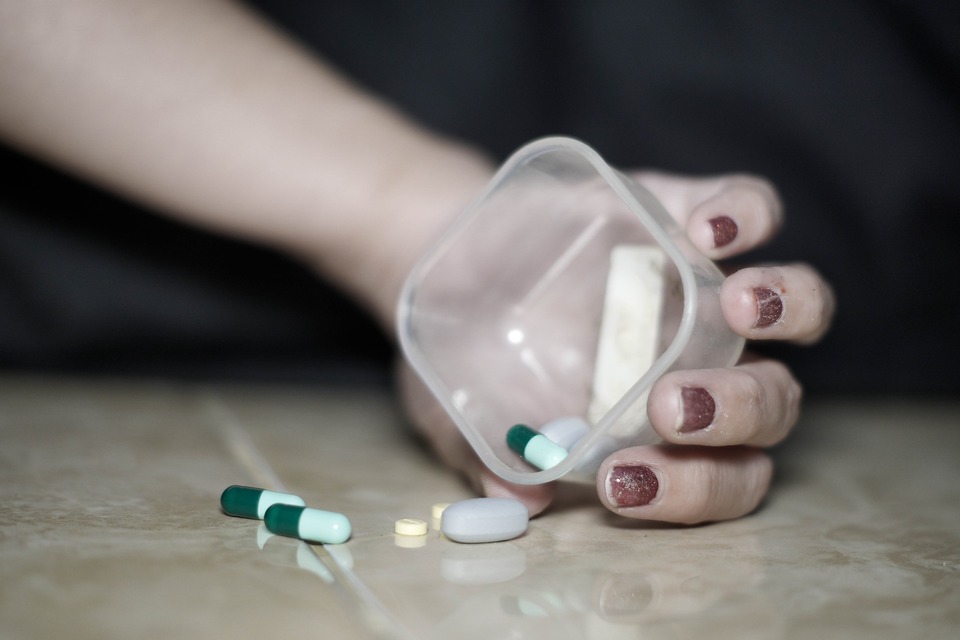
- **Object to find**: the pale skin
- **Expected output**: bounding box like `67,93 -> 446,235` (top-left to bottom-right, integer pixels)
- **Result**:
0,0 -> 835,524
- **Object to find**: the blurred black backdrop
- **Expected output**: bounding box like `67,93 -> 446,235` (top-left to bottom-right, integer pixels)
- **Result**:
1,1 -> 958,394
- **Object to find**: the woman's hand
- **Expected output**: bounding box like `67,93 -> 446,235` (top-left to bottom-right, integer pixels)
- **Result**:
0,1 -> 834,525
595,173 -> 835,524
400,171 -> 835,524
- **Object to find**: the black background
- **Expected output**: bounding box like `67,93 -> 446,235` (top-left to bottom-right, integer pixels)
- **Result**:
2,1 -> 958,395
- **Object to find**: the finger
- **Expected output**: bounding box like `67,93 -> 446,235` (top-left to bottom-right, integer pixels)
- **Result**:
479,470 -> 555,517
685,175 -> 783,259
596,445 -> 773,524
720,263 -> 836,343
398,364 -> 556,516
647,360 -> 802,447
633,172 -> 783,258
407,400 -> 555,516
423,429 -> 555,517
631,171 -> 726,223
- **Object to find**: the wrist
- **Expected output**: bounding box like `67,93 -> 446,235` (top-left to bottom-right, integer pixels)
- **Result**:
302,136 -> 495,334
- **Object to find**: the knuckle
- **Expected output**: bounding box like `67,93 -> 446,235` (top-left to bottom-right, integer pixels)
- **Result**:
731,174 -> 784,227
785,368 -> 804,406
739,370 -> 768,441
807,292 -> 828,332
726,452 -> 774,519
816,282 -> 838,334
682,470 -> 716,524
670,450 -> 775,524
782,375 -> 804,435
742,361 -> 803,446
769,365 -> 803,444
801,289 -> 834,344
744,454 -> 775,510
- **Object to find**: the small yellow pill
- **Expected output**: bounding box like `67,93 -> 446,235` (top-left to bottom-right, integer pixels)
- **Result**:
394,518 -> 428,536
431,503 -> 451,520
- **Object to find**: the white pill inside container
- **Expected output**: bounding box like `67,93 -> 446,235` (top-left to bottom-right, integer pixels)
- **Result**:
441,498 -> 529,543
538,416 -> 591,451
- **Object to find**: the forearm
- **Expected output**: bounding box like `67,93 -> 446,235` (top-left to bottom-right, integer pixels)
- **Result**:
0,0 -> 493,327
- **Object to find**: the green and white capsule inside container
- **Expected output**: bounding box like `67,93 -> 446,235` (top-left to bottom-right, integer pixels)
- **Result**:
507,424 -> 568,470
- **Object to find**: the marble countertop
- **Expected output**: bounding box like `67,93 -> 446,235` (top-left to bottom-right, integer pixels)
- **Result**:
1,377 -> 957,639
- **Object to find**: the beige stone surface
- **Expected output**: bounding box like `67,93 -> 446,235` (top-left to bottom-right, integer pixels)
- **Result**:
1,377 -> 958,639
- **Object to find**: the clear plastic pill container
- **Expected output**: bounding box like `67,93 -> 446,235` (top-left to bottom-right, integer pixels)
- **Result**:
398,137 -> 743,484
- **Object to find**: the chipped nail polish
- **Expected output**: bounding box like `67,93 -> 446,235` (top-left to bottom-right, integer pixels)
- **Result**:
680,386 -> 715,433
753,287 -> 783,328
607,465 -> 659,508
709,215 -> 738,247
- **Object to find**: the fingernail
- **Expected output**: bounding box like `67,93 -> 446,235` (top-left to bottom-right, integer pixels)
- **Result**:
606,465 -> 659,508
709,215 -> 738,247
753,287 -> 783,328
679,386 -> 715,433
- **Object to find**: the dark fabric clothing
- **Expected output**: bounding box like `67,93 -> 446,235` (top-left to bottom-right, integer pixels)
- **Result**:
0,148 -> 391,384
2,1 -> 958,393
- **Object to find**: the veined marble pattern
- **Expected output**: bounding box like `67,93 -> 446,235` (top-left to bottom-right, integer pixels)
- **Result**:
0,378 -> 957,639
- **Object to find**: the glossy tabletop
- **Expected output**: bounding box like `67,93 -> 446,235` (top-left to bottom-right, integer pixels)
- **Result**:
1,377 -> 957,639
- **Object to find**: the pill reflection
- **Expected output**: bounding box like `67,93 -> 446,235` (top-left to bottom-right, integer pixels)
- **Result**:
325,543 -> 354,571
296,542 -> 334,583
468,532 -> 765,637
256,522 -> 275,550
424,591 -> 570,640
395,533 -> 427,549
441,544 -> 527,585
500,591 -> 565,617
253,521 -> 299,571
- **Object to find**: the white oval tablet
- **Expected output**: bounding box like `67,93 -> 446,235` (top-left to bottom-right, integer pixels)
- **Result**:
539,416 -> 590,451
441,498 -> 529,544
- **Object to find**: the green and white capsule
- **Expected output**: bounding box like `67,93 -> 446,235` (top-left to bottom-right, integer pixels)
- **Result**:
264,504 -> 351,545
220,485 -> 305,520
507,424 -> 568,470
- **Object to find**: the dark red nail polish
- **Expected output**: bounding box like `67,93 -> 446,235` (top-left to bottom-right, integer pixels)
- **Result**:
607,465 -> 659,508
753,287 -> 783,328
680,386 -> 715,433
709,215 -> 738,247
